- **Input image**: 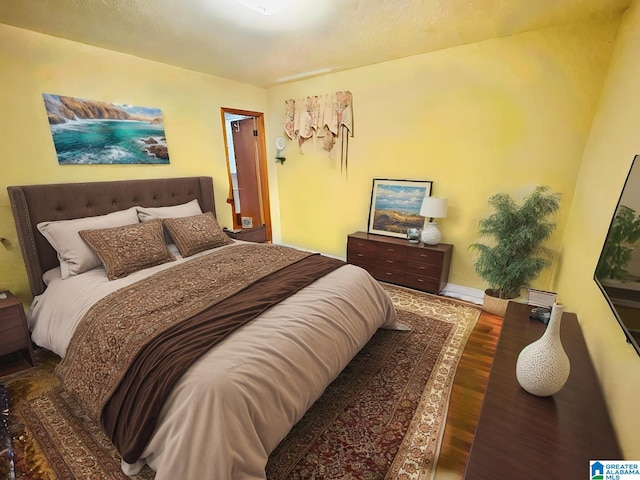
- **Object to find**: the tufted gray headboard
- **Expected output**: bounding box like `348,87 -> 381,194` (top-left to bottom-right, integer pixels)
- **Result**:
8,176 -> 216,297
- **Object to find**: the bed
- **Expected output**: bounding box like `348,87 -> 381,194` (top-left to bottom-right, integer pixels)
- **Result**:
7,176 -> 399,479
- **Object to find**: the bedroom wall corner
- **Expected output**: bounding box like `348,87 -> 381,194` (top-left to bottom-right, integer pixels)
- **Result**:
0,23 -> 269,304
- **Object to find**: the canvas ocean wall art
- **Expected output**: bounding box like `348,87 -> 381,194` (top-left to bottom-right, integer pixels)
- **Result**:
43,94 -> 170,165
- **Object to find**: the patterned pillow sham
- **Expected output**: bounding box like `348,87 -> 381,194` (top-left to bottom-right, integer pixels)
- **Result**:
37,207 -> 140,279
163,212 -> 233,257
79,219 -> 176,280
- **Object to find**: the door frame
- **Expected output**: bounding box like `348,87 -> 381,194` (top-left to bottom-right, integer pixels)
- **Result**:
220,107 -> 272,242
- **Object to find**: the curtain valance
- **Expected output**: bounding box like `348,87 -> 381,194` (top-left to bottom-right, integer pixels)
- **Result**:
283,91 -> 353,172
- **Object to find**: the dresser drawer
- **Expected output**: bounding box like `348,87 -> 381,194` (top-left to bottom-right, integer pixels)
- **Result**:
347,240 -> 376,274
375,242 -> 406,259
375,265 -> 406,284
406,262 -> 442,278
348,236 -> 377,254
347,237 -> 376,263
407,247 -> 444,267
375,243 -> 406,271
404,274 -> 441,293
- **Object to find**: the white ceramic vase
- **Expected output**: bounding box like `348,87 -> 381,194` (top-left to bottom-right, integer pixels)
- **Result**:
515,303 -> 570,397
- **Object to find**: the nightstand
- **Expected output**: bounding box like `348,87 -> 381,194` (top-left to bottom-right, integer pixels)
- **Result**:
223,225 -> 267,243
0,291 -> 35,366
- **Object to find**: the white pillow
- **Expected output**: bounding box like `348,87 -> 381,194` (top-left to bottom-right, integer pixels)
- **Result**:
136,199 -> 202,222
37,207 -> 140,279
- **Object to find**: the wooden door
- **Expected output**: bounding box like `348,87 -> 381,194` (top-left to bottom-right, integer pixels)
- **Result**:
231,118 -> 262,229
222,108 -> 272,241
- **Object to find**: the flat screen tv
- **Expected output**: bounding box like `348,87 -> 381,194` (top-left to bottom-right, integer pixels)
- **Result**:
594,154 -> 640,356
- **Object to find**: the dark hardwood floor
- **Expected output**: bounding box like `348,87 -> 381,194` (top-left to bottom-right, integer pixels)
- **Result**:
0,306 -> 503,479
436,308 -> 503,479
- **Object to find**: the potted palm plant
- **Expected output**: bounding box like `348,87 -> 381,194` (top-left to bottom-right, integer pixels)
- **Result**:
470,186 -> 560,316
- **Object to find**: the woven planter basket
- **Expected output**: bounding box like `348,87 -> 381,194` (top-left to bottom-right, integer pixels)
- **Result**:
482,289 -> 511,317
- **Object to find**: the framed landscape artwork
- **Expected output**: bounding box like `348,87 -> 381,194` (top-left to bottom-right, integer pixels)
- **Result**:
42,93 -> 170,165
367,179 -> 433,238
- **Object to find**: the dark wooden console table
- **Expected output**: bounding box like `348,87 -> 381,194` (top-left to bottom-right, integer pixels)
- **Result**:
465,302 -> 622,479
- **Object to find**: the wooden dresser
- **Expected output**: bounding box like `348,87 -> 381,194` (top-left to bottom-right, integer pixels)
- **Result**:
464,302 -> 622,478
346,231 -> 452,294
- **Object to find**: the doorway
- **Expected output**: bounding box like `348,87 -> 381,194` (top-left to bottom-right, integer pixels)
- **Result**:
221,108 -> 272,241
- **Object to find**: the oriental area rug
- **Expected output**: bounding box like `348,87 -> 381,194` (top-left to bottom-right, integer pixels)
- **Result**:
1,283 -> 479,480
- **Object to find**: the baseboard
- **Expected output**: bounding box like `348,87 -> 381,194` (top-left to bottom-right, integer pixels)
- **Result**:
441,283 -> 484,305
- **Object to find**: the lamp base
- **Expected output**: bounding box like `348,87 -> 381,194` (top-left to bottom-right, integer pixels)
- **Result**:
421,222 -> 441,245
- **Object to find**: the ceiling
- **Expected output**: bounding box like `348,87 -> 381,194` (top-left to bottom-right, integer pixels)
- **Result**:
0,0 -> 632,88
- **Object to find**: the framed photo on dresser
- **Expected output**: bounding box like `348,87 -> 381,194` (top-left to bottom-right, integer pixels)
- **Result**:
367,178 -> 432,238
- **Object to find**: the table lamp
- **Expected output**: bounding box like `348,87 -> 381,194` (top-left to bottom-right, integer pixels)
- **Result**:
419,197 -> 447,245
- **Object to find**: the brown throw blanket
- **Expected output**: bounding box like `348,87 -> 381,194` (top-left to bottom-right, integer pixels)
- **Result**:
56,243 -> 344,463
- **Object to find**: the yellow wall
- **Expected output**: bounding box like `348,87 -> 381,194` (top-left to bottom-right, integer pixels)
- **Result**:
266,20 -> 619,295
0,24 -> 268,303
556,1 -> 640,458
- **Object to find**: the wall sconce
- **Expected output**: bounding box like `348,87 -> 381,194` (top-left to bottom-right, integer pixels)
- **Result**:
275,136 -> 286,164
419,197 -> 448,245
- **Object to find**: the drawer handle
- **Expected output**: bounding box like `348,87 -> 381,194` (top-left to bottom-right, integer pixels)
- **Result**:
386,260 -> 395,264
387,248 -> 395,252
357,253 -> 364,257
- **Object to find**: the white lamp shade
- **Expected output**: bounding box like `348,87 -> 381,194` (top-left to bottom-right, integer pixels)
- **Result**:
419,197 -> 448,219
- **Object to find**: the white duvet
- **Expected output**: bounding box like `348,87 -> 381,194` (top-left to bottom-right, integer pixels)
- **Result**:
28,242 -> 399,479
